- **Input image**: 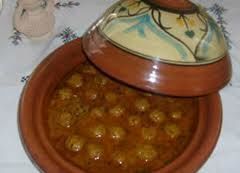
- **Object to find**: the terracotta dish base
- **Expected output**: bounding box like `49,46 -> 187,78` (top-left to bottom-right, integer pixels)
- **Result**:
19,38 -> 222,173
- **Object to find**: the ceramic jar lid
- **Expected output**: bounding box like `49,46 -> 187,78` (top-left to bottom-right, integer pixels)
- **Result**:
82,0 -> 232,96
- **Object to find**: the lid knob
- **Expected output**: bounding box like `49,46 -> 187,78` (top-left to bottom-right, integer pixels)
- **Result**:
144,0 -> 197,13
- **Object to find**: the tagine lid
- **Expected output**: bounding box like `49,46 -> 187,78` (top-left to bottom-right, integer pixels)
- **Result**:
82,0 -> 232,96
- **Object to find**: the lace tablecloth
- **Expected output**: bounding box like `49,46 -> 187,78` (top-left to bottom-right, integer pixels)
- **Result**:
0,0 -> 239,172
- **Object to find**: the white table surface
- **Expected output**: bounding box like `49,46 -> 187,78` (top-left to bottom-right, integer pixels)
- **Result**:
0,0 -> 240,173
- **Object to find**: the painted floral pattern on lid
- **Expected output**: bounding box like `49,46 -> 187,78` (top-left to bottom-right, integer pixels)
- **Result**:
98,0 -> 228,65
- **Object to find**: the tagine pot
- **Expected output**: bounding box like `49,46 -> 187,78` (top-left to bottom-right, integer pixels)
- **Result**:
19,0 -> 232,173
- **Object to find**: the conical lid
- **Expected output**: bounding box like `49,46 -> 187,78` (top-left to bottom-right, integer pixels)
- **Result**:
82,0 -> 232,96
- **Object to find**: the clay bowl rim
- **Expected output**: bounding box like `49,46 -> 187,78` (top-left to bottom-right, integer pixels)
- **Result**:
18,38 -> 222,173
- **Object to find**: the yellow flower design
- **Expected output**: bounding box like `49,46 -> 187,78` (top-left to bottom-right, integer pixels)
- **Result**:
176,18 -> 184,27
189,19 -> 195,27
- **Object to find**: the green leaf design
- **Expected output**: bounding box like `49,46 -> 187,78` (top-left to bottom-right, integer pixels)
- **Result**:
185,30 -> 195,38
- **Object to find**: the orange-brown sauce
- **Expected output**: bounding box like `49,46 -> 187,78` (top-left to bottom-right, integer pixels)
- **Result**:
46,62 -> 198,173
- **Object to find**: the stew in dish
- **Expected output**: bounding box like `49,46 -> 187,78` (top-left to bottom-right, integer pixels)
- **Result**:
46,62 -> 198,173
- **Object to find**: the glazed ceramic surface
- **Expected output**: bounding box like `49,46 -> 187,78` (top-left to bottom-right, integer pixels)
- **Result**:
82,0 -> 232,96
98,0 -> 227,65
